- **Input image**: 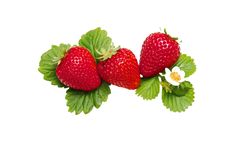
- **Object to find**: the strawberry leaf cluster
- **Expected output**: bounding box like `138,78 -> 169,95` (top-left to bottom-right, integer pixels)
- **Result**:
136,54 -> 196,112
39,28 -> 112,115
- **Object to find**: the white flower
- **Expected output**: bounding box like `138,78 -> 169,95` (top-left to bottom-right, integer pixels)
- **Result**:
164,67 -> 185,86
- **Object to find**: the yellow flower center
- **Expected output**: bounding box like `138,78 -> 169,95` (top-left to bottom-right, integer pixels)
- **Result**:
170,72 -> 181,82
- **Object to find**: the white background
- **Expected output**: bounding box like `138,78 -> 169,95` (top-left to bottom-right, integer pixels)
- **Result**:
0,0 -> 235,141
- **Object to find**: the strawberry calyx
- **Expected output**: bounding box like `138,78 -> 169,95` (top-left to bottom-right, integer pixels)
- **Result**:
163,28 -> 180,42
96,44 -> 120,61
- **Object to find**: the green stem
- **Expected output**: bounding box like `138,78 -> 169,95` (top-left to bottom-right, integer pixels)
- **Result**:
160,81 -> 173,93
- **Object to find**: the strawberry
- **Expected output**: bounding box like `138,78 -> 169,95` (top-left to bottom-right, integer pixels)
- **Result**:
56,46 -> 101,91
139,31 -> 180,77
97,48 -> 140,90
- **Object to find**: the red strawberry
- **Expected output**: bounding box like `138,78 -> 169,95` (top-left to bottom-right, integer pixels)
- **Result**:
97,48 -> 140,90
139,31 -> 180,77
56,46 -> 101,91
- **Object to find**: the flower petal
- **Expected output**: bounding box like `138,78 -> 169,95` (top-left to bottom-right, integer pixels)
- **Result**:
165,68 -> 171,74
168,80 -> 180,86
172,66 -> 181,72
179,70 -> 185,78
179,78 -> 185,83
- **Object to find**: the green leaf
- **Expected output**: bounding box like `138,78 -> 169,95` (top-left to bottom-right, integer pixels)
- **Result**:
65,82 -> 111,115
162,81 -> 194,112
136,77 -> 160,100
173,54 -> 196,77
38,44 -> 70,87
79,27 -> 112,61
